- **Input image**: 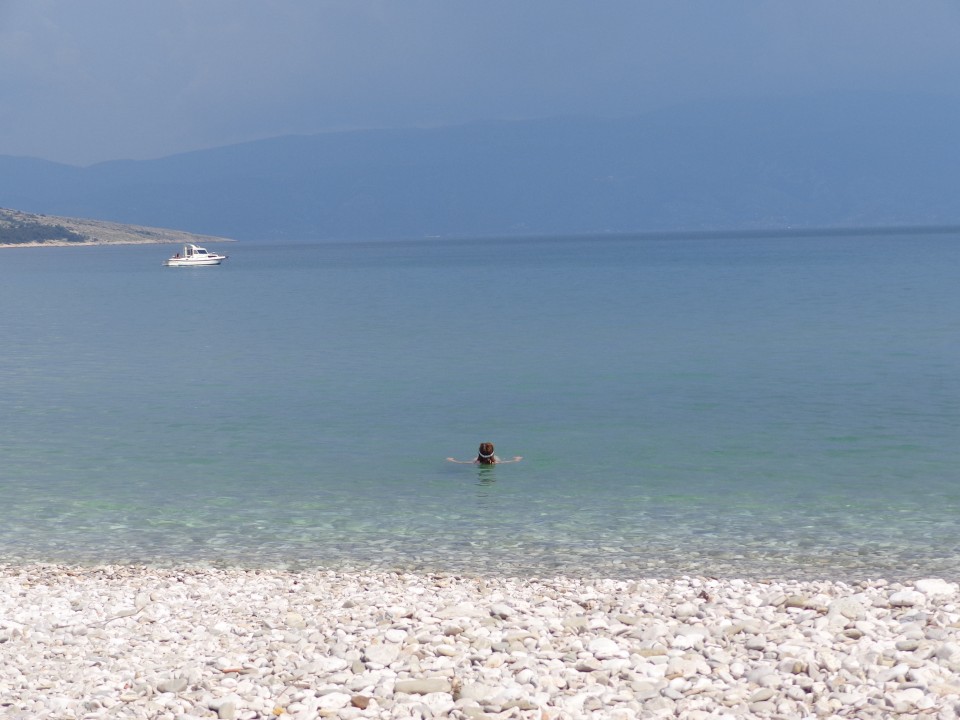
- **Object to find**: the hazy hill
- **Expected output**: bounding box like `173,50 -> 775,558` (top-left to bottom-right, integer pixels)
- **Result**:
2,93 -> 959,241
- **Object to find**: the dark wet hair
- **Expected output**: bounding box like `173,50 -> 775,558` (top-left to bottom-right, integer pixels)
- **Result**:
476,442 -> 496,465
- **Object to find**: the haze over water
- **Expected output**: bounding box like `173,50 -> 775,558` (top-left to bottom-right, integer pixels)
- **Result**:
2,232 -> 959,580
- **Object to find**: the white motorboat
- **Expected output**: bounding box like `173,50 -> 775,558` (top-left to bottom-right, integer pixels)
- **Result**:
163,243 -> 228,267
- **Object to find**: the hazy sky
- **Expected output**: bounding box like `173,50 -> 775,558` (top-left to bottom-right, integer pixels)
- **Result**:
2,1 -> 959,165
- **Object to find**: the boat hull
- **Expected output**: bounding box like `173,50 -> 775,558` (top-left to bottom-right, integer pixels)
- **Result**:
163,257 -> 223,267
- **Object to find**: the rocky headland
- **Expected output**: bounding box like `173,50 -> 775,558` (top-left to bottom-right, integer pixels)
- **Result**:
0,208 -> 233,248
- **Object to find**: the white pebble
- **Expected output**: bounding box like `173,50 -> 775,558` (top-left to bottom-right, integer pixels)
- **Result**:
915,579 -> 958,598
316,692 -> 352,710
889,590 -> 925,607
588,637 -> 622,659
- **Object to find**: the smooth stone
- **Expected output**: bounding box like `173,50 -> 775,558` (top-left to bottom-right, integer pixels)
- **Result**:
674,603 -> 698,619
457,683 -> 498,702
156,678 -> 188,694
363,644 -> 400,666
562,616 -> 588,632
489,603 -> 513,619
828,597 -> 867,620
671,634 -> 698,650
588,637 -> 622,659
575,657 -> 602,672
915,579 -> 958,597
892,687 -> 925,707
461,708 -> 492,720
420,691 -> 457,715
896,639 -> 921,652
394,679 -> 452,695
889,590 -> 925,607
666,655 -> 708,678
749,688 -> 776,703
434,603 -> 486,619
746,666 -> 776,685
316,692 -> 351,710
216,701 -> 237,720
748,700 -> 777,714
935,643 -> 960,661
285,612 -> 306,629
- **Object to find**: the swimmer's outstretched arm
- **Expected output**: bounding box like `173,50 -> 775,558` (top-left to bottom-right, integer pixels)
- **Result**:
495,456 -> 524,463
446,457 -> 476,464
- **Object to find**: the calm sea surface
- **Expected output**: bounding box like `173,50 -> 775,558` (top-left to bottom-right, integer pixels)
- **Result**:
2,232 -> 959,580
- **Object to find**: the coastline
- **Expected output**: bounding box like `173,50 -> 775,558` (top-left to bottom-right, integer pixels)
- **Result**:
0,207 -> 236,249
0,238 -> 236,249
4,564 -> 960,718
0,240 -> 169,248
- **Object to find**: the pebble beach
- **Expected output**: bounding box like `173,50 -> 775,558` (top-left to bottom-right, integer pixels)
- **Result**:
4,565 -> 960,719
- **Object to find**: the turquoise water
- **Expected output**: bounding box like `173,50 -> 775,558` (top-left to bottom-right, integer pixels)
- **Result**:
2,233 -> 959,579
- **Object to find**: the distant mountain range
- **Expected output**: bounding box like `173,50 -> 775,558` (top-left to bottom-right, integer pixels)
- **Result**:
2,92 -> 959,242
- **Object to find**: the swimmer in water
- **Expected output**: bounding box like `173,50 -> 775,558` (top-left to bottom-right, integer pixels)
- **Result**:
447,442 -> 522,465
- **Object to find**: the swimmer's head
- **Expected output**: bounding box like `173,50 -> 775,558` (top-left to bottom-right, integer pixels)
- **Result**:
477,442 -> 495,464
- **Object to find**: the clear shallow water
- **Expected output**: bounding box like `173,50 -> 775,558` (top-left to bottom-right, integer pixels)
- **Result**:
1,233 -> 959,580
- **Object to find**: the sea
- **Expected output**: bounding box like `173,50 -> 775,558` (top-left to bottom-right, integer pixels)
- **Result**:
2,231 -> 959,581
